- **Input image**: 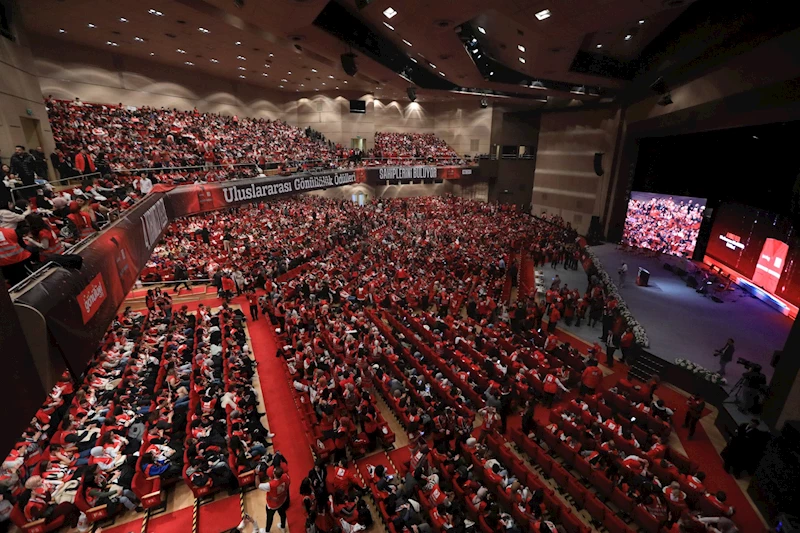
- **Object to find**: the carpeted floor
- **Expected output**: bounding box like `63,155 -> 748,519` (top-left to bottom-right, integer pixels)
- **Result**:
243,294 -> 316,533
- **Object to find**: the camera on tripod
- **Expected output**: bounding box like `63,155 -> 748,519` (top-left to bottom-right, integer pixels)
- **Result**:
737,357 -> 761,371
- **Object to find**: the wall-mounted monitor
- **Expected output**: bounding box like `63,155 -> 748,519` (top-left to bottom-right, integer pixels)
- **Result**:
349,99 -> 366,114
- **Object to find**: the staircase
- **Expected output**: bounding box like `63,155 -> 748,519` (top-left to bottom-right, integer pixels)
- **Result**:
628,349 -> 668,383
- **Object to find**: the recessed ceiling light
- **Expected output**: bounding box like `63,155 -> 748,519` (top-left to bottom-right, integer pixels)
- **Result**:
315,88 -> 319,91
287,71 -> 291,75
753,135 -> 759,140
198,27 -> 210,34
402,39 -> 412,47
328,75 -> 334,79
429,63 -> 436,68
300,83 -> 304,86
119,17 -> 128,22
237,55 -> 246,60
268,53 -> 273,57
383,22 -> 394,30
106,41 -> 119,46
239,75 -> 245,78
638,19 -> 645,24
335,86 -> 339,89
134,36 -> 144,42
148,9 -> 164,16
238,66 -> 246,70
322,82 -> 326,85
210,58 -> 219,63
519,57 -> 526,63
150,52 -> 155,56
311,68 -> 317,72
59,28 -> 66,33
489,71 -> 494,76
624,34 -> 632,41
439,72 -> 445,76
596,44 -> 602,48
518,44 -> 526,52
477,26 -> 486,34
281,78 -> 288,82
265,64 -> 270,68
383,7 -> 397,19
279,85 -> 284,88
534,9 -> 551,20
177,49 -> 186,53
185,61 -> 194,66
235,41 -> 242,45
262,73 -> 268,76
409,57 -> 417,63
88,23 -> 97,28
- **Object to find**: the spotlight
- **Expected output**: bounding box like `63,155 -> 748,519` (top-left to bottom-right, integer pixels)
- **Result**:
407,87 -> 417,102
480,97 -> 488,108
657,93 -> 673,106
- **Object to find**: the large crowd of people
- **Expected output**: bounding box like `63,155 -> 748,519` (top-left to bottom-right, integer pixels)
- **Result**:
3,196 -> 750,533
621,194 -> 706,257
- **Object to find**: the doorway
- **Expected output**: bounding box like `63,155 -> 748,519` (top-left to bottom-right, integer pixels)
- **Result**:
19,117 -> 44,155
351,137 -> 365,151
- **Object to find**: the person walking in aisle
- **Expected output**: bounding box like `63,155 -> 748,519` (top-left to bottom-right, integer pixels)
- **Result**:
684,395 -> 705,439
605,330 -> 619,368
618,261 -> 628,288
258,466 -> 291,532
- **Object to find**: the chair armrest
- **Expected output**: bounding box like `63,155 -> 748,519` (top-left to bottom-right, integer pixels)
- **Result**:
88,504 -> 109,512
24,518 -> 47,528
240,470 -> 255,477
143,491 -> 161,500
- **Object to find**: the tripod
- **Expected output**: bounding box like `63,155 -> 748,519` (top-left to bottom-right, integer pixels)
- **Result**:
723,376 -> 746,405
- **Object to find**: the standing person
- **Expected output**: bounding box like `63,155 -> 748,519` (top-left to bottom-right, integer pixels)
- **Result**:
605,330 -> 618,368
714,338 -> 735,377
173,261 -> 191,293
618,261 -> 628,288
547,304 -> 560,334
74,148 -> 96,176
580,360 -> 603,396
542,372 -> 568,408
619,328 -> 635,364
258,466 -> 291,531
247,290 -> 259,321
10,145 -> 37,198
683,395 -> 705,440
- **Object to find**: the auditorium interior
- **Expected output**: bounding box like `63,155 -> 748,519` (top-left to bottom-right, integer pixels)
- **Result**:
2,0 -> 800,532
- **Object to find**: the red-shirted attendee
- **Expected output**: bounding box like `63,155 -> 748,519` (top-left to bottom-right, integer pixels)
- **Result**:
258,466 -> 291,531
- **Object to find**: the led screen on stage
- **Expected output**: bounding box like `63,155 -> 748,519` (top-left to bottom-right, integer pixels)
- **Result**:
705,203 -> 800,307
621,191 -> 707,257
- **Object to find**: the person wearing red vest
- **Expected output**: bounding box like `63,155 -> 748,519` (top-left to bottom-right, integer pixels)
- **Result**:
67,201 -> 96,240
580,362 -> 603,395
684,394 -> 705,439
547,306 -> 560,333
258,466 -> 291,531
542,373 -> 568,408
0,226 -> 35,284
620,328 -> 635,364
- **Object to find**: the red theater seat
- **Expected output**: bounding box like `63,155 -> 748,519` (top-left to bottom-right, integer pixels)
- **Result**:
633,505 -> 664,533
610,487 -> 635,515
583,494 -> 606,522
604,512 -> 635,533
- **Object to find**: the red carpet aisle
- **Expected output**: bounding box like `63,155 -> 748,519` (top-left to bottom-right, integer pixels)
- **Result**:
241,295 -> 316,533
552,328 -> 768,533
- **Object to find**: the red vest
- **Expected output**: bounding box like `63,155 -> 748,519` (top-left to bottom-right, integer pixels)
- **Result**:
266,474 -> 290,509
543,374 -> 558,394
0,227 -> 31,266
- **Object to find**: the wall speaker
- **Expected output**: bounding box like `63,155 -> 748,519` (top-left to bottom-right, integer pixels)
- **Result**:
593,152 -> 604,176
407,87 -> 416,102
341,53 -> 357,76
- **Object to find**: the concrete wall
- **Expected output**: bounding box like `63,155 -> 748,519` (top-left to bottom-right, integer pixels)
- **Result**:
531,108 -> 621,234
0,8 -> 56,173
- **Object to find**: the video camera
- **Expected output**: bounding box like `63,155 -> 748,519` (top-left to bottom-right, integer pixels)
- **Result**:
737,358 -> 762,372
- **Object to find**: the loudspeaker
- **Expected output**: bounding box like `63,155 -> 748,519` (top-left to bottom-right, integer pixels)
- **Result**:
341,53 -> 358,76
593,152 -> 604,176
407,87 -> 416,102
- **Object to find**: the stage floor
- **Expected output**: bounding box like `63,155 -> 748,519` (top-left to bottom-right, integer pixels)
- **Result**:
541,244 -> 792,385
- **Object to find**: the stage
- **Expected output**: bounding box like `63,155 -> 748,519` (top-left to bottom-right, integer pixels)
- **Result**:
542,244 -> 793,385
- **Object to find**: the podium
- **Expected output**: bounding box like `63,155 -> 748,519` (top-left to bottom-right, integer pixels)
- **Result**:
637,267 -> 650,287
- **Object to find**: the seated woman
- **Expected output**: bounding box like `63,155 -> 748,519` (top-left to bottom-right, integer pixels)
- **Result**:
19,476 -> 80,528
82,465 -> 140,514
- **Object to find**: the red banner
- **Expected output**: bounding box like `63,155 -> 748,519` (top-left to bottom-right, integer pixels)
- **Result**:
77,272 -> 107,324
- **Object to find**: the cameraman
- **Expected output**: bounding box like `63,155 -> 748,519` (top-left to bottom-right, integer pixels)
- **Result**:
741,364 -> 766,413
714,338 -> 735,376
